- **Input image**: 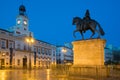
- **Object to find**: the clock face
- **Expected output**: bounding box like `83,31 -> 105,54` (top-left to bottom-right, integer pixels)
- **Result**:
17,20 -> 21,24
23,20 -> 27,25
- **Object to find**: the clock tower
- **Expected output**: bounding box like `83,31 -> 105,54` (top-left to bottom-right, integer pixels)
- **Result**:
16,5 -> 28,27
15,5 -> 29,35
8,5 -> 33,37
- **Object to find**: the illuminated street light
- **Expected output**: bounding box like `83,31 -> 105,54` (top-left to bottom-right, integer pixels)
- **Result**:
25,32 -> 34,69
62,47 -> 67,53
2,52 -> 5,56
61,47 -> 67,64
26,37 -> 34,44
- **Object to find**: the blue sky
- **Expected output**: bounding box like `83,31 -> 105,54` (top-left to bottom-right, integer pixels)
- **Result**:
0,0 -> 120,47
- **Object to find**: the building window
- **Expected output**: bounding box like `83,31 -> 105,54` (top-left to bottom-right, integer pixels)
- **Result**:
9,42 -> 14,48
9,33 -> 13,36
1,40 -> 6,49
42,47 -> 44,54
48,50 -> 51,56
17,44 -> 21,50
53,53 -> 55,56
38,48 -> 41,54
16,31 -> 21,34
24,28 -> 27,31
44,49 -> 47,55
17,27 -> 20,29
34,47 -> 37,52
59,53 -> 61,56
46,49 -> 48,55
38,61 -> 40,65
53,51 -> 55,56
1,31 -> 6,34
38,52 -> 40,54
17,59 -> 20,65
24,45 -> 27,50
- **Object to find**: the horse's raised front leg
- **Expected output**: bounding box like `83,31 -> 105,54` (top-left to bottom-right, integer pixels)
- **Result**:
73,30 -> 78,38
80,31 -> 84,40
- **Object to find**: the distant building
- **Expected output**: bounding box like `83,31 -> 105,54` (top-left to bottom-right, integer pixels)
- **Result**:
104,45 -> 120,65
0,5 -> 56,69
112,46 -> 120,64
56,45 -> 73,65
104,46 -> 113,64
64,43 -> 73,49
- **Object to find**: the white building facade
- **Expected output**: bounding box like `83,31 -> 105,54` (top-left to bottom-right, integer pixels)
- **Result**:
56,45 -> 73,65
0,5 -> 56,69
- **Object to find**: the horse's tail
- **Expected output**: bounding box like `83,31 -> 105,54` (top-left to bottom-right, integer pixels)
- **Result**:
97,22 -> 105,36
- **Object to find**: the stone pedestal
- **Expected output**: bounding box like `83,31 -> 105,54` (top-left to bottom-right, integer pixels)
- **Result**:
72,39 -> 106,66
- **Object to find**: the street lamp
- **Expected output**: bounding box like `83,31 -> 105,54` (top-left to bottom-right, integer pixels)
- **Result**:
25,33 -> 34,69
61,47 -> 67,64
62,47 -> 67,53
2,52 -> 5,56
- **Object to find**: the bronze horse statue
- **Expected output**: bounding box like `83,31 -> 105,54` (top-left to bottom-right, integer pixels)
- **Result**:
72,17 -> 105,39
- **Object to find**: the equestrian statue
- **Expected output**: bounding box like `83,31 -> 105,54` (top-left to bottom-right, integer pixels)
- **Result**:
72,10 -> 105,39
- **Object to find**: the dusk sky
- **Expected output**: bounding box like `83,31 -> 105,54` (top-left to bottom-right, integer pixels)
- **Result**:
0,0 -> 120,47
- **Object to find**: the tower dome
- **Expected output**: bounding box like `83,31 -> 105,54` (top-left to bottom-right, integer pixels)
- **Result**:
19,5 -> 26,15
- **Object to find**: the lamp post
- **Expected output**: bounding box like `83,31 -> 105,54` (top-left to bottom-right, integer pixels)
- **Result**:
9,48 -> 13,68
61,47 -> 67,64
26,33 -> 34,69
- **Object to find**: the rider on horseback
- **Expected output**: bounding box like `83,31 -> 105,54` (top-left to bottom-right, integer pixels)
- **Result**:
83,9 -> 91,33
72,10 -> 105,39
